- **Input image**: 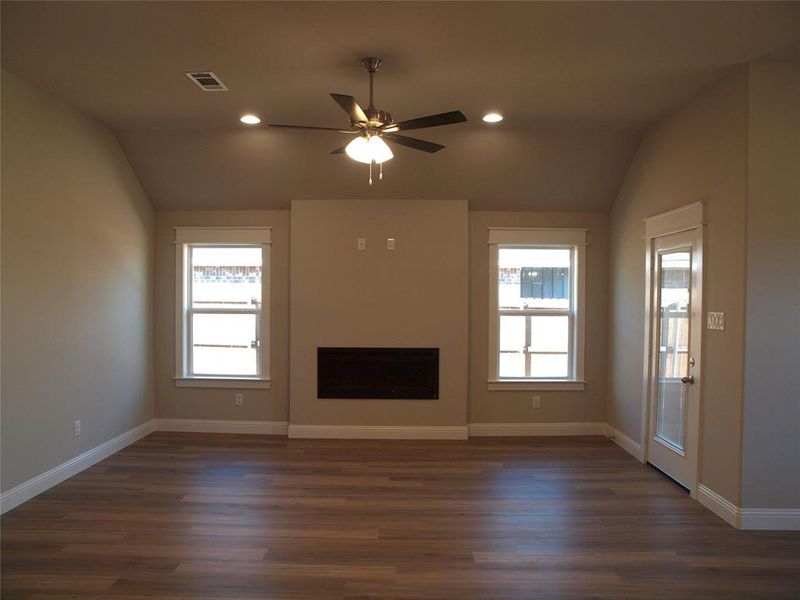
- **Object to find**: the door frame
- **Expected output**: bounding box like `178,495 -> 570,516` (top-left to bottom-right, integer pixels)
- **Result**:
640,202 -> 705,498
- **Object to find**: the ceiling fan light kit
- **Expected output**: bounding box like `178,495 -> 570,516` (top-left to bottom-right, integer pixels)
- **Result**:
345,135 -> 393,165
268,57 -> 467,184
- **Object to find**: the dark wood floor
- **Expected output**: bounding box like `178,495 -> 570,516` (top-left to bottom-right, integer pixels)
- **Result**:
2,433 -> 798,599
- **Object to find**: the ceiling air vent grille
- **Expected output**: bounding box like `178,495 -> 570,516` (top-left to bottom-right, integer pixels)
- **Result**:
185,71 -> 228,91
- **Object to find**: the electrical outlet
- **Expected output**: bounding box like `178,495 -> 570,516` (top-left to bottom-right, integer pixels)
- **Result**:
74,419 -> 81,437
357,237 -> 366,251
531,396 -> 541,409
387,238 -> 395,250
234,392 -> 244,406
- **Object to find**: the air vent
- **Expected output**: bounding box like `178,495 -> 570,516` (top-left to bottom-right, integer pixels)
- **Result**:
185,71 -> 228,91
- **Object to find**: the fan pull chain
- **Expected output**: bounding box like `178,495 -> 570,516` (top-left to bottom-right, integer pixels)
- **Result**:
369,161 -> 373,186
379,162 -> 383,181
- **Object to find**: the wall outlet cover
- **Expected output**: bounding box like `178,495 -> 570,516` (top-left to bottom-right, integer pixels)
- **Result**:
707,311 -> 725,331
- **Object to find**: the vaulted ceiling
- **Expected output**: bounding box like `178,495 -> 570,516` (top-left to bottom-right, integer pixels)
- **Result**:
3,1 -> 799,211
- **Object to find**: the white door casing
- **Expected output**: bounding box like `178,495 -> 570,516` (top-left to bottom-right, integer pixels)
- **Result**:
641,203 -> 704,495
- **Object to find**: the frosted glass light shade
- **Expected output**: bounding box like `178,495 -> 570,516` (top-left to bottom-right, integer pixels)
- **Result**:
345,135 -> 394,164
367,136 -> 393,163
345,136 -> 371,163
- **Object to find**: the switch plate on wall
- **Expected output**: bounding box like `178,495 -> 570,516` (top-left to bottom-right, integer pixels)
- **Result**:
531,396 -> 541,409
234,393 -> 244,406
357,238 -> 366,251
74,419 -> 81,437
707,311 -> 725,331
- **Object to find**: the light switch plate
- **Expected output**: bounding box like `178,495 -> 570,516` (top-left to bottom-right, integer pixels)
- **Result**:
707,311 -> 725,331
357,238 -> 366,251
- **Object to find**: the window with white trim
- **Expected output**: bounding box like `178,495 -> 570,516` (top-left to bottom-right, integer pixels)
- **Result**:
488,228 -> 586,389
175,228 -> 271,387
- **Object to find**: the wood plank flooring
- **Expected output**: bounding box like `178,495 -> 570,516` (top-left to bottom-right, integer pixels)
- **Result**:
2,432 -> 798,599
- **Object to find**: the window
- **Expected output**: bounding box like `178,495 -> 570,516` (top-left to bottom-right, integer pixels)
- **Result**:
174,228 -> 271,388
488,228 -> 586,390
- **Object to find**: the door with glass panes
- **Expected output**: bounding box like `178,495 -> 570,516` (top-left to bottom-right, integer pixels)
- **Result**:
646,228 -> 702,490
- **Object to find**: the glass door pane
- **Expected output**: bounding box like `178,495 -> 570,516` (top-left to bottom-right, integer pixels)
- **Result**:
655,250 -> 691,450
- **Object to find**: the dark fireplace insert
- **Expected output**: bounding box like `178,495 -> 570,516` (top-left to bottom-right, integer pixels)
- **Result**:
317,347 -> 439,399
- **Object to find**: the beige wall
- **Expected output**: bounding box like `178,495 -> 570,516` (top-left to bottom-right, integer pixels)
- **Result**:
154,211 -> 290,422
741,62 -> 800,509
1,70 -> 155,492
289,200 -> 468,427
468,211 -> 608,423
607,68 -> 749,504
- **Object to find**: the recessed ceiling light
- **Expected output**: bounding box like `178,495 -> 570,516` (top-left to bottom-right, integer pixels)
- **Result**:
482,112 -> 503,123
240,114 -> 261,125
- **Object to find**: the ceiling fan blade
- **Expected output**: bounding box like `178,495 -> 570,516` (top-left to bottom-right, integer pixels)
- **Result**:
330,146 -> 346,155
268,124 -> 356,132
392,110 -> 467,132
330,94 -> 368,124
383,133 -> 444,153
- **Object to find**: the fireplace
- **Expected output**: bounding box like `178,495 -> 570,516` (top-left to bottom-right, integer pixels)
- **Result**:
317,347 -> 439,399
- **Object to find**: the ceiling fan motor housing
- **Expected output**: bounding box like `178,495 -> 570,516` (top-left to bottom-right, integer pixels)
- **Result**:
366,107 -> 392,129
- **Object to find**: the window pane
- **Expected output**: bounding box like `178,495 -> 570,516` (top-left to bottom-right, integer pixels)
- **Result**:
499,352 -> 525,378
529,316 -> 570,377
499,316 -> 526,351
191,246 -> 262,310
530,354 -> 569,378
499,316 -> 526,377
498,315 -> 570,378
529,316 -> 569,353
192,313 -> 257,376
498,248 -> 571,310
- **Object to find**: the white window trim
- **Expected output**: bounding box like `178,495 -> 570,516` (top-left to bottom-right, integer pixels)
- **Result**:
173,377 -> 271,389
174,227 -> 272,388
487,228 -> 587,391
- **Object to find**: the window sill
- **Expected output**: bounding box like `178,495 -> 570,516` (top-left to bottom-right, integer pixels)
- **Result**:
174,377 -> 271,389
488,380 -> 585,391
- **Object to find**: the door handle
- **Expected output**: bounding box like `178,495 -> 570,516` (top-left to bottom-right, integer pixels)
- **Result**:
681,376 -> 695,385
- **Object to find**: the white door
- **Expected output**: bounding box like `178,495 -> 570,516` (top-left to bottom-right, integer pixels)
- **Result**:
646,228 -> 702,491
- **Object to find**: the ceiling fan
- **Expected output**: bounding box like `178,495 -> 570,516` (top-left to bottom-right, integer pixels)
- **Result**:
268,57 -> 467,184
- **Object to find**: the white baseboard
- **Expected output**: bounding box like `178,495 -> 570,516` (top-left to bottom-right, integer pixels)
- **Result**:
468,422 -> 605,437
697,484 -> 740,528
0,419 -> 155,514
154,419 -> 288,435
603,424 -> 643,461
740,508 -> 800,530
288,424 -> 469,440
697,484 -> 800,530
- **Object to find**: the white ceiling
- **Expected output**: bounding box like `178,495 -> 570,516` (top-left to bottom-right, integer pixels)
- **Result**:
2,1 -> 799,211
